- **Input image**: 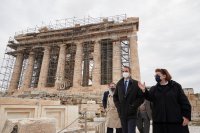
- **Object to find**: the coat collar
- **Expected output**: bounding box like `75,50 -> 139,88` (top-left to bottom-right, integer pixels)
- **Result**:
155,80 -> 176,87
118,77 -> 134,96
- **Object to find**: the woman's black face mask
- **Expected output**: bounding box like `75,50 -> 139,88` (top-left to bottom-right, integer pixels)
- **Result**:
155,75 -> 161,83
110,87 -> 115,91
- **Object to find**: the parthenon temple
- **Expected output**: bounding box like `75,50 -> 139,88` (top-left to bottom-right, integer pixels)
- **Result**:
0,15 -> 200,132
0,14 -> 140,92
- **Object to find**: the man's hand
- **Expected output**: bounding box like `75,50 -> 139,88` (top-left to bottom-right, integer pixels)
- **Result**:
182,117 -> 189,126
138,81 -> 146,92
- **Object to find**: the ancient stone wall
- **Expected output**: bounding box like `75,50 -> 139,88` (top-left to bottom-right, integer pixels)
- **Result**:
0,97 -> 79,132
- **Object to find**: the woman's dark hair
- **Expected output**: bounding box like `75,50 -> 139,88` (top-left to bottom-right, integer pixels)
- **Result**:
155,68 -> 172,81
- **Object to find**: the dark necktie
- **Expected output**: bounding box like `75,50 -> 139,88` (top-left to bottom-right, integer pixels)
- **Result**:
125,80 -> 128,94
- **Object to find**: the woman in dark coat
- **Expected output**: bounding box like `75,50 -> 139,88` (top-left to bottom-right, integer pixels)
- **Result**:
138,68 -> 191,133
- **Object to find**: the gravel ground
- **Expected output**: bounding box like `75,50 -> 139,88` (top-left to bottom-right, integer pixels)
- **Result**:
103,126 -> 200,133
188,126 -> 200,133
135,126 -> 200,133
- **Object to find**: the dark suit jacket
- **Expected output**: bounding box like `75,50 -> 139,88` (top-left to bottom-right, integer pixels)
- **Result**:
145,100 -> 152,120
138,100 -> 152,120
113,77 -> 144,119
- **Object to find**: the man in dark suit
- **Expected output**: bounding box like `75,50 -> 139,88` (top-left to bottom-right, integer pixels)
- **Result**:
113,66 -> 144,133
137,100 -> 152,133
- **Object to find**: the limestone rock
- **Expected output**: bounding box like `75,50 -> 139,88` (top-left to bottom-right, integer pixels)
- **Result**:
2,118 -> 56,133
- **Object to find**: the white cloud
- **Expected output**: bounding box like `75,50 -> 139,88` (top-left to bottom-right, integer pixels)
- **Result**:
0,0 -> 199,92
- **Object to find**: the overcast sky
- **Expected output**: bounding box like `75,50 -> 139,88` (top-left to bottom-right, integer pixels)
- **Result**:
0,0 -> 200,92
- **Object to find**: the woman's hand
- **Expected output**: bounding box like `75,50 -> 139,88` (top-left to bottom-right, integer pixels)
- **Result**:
182,117 -> 189,126
138,81 -> 146,92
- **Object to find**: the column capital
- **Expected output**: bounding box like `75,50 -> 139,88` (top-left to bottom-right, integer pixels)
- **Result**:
96,39 -> 103,44
29,51 -> 35,55
112,38 -> 121,42
95,39 -> 102,44
75,41 -> 83,45
59,44 -> 66,47
128,33 -> 137,40
44,46 -> 51,50
16,52 -> 24,56
75,42 -> 83,49
14,49 -> 25,57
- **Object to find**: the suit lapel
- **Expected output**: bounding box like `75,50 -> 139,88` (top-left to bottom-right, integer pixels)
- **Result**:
119,78 -> 126,96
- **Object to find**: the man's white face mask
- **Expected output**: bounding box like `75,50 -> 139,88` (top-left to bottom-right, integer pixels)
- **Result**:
122,72 -> 130,78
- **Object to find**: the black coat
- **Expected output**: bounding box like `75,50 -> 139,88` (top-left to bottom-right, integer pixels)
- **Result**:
113,77 -> 144,119
144,80 -> 191,133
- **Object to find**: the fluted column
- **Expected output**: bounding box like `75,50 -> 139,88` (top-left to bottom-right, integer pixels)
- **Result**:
8,52 -> 24,92
73,42 -> 83,88
55,44 -> 66,89
92,40 -> 101,87
112,40 -> 122,83
22,51 -> 35,90
129,33 -> 141,81
38,46 -> 51,88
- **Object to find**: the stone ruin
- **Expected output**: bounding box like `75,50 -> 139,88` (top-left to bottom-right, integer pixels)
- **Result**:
0,14 -> 200,132
0,14 -> 140,132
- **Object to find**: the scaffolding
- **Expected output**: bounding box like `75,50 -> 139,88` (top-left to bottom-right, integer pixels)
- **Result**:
0,43 -> 15,92
47,45 -> 59,87
82,41 -> 94,86
101,39 -> 113,85
14,14 -> 127,36
0,14 -> 138,92
65,44 -> 76,88
31,48 -> 43,88
121,40 -> 130,67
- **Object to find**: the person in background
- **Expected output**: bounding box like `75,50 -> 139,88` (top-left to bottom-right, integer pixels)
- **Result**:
102,82 -> 122,133
113,66 -> 144,133
137,99 -> 152,133
138,68 -> 191,133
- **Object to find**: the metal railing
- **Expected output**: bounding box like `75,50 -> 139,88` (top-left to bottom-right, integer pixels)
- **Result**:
57,111 -> 106,133
95,121 -> 106,133
57,111 -> 86,133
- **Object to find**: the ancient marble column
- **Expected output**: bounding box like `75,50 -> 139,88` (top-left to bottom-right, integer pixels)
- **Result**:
55,44 -> 66,89
73,42 -> 83,88
38,46 -> 51,88
22,51 -> 35,90
92,40 -> 101,88
129,33 -> 141,81
8,52 -> 24,92
112,40 -> 122,83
